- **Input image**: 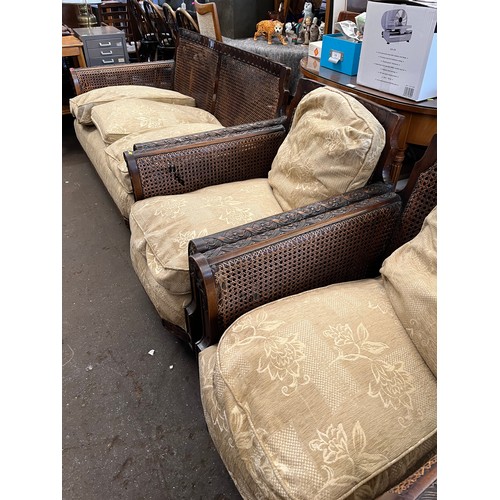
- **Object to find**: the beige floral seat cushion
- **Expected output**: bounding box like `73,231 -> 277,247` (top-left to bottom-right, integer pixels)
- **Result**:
129,179 -> 283,329
199,208 -> 438,499
199,278 -> 437,499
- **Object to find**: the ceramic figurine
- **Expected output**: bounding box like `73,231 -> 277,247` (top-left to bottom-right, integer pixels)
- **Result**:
285,22 -> 298,44
254,19 -> 287,45
310,17 -> 320,42
302,2 -> 313,22
299,16 -> 312,45
318,21 -> 325,40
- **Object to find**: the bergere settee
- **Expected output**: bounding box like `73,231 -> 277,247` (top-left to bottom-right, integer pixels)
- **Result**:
124,78 -> 406,347
198,137 -> 438,499
69,29 -> 291,220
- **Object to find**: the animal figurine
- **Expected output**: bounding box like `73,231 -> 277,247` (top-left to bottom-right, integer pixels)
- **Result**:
302,2 -> 313,21
254,20 -> 287,45
318,21 -> 325,40
285,21 -> 298,44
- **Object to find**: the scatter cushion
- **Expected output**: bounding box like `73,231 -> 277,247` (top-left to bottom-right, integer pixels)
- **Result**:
69,85 -> 196,125
268,87 -> 386,211
104,123 -> 225,193
199,277 -> 437,499
91,98 -> 223,144
380,207 -> 437,376
129,179 -> 283,329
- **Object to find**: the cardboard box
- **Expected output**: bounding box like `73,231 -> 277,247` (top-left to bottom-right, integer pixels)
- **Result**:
308,41 -> 322,59
320,34 -> 362,75
356,2 -> 437,101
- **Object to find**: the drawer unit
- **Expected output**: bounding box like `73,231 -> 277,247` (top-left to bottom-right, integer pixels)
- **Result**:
74,26 -> 129,67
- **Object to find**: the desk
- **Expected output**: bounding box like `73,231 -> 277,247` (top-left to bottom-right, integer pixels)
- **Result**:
62,35 -> 86,115
62,35 -> 86,69
224,38 -> 309,94
300,56 -> 437,182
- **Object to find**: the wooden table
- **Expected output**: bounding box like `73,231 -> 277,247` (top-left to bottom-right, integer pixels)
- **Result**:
62,35 -> 86,68
300,56 -> 437,183
62,35 -> 86,115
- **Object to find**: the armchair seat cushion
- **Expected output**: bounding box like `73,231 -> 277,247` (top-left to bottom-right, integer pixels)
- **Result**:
268,87 -> 386,211
69,84 -> 196,125
199,207 -> 438,499
129,179 -> 283,329
199,277 -> 437,500
91,98 -> 223,144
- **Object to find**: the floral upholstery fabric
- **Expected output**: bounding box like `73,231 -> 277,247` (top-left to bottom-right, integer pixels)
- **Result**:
69,85 -> 196,125
104,123 -> 224,193
129,179 -> 283,329
199,212 -> 438,499
268,87 -> 386,211
74,121 -> 136,219
199,278 -> 437,499
380,207 -> 437,376
91,98 -> 223,144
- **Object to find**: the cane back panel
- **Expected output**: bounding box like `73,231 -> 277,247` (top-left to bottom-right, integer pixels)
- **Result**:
70,60 -> 174,95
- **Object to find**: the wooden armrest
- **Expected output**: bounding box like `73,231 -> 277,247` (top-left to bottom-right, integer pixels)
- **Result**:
189,182 -> 392,254
70,60 -> 175,95
125,119 -> 288,201
187,192 -> 402,350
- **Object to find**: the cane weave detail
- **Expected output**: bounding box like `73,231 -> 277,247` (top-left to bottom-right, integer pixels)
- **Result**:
173,39 -> 219,114
71,61 -> 174,95
388,162 -> 437,252
135,130 -> 285,198
208,199 -> 401,333
215,56 -> 284,126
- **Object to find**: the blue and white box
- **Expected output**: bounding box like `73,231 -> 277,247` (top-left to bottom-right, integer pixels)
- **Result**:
356,2 -> 437,101
320,34 -> 362,76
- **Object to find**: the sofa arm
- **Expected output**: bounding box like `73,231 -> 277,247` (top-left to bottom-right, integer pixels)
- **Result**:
188,182 -> 392,254
186,191 -> 402,350
125,118 -> 287,200
70,60 -> 175,95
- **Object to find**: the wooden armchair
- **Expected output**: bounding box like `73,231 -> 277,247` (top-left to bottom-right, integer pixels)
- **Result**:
189,134 -> 436,350
175,7 -> 199,33
193,1 -> 222,41
197,137 -> 437,499
124,78 -> 405,347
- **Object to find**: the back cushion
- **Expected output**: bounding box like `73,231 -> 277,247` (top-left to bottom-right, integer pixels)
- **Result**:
380,207 -> 437,376
91,98 -> 222,144
268,87 -> 385,211
69,85 -> 196,125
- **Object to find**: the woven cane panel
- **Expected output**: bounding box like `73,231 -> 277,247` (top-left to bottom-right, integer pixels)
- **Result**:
210,202 -> 401,332
390,162 -> 437,252
173,40 -> 219,114
136,130 -> 285,198
72,61 -> 174,94
214,56 -> 282,126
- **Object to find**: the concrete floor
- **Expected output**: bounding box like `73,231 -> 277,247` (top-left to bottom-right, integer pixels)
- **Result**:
62,115 -> 242,500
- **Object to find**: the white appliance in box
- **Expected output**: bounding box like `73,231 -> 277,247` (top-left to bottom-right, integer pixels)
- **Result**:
356,2 -> 437,101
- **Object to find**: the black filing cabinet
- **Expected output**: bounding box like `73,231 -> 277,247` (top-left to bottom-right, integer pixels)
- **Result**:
73,26 -> 129,67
